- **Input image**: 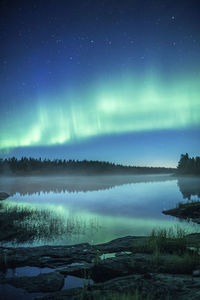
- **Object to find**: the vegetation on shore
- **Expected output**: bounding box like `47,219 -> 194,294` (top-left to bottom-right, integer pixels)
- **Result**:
79,290 -> 146,300
136,227 -> 188,255
0,156 -> 175,175
0,202 -> 99,244
177,200 -> 200,209
177,153 -> 200,175
163,200 -> 200,223
1,226 -> 200,299
130,226 -> 200,274
0,155 -> 200,299
1,153 -> 199,176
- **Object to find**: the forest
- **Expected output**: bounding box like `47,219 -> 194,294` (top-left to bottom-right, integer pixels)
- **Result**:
0,157 -> 175,175
177,153 -> 200,175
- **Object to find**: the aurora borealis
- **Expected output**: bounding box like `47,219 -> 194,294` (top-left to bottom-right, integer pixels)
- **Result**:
0,0 -> 200,166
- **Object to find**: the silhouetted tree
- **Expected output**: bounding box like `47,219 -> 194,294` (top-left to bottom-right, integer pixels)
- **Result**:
0,156 -> 175,175
177,153 -> 200,175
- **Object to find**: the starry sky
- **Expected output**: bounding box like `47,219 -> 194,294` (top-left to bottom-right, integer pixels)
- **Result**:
0,0 -> 200,167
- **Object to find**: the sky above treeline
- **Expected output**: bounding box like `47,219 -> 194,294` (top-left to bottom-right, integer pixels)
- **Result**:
0,0 -> 200,167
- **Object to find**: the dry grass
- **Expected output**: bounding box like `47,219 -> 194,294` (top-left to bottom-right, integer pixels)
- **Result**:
0,202 -> 99,244
133,226 -> 189,255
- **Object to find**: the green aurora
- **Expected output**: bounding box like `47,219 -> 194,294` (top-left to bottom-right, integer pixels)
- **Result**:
1,73 -> 200,151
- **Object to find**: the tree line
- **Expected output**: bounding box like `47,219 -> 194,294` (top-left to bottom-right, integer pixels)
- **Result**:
177,153 -> 200,175
0,157 -> 175,175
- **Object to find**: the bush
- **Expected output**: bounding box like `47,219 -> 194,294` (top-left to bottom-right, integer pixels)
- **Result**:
132,226 -> 188,255
145,227 -> 188,255
165,252 -> 200,274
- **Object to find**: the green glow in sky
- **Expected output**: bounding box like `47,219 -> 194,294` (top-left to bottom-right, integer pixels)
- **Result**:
1,74 -> 200,149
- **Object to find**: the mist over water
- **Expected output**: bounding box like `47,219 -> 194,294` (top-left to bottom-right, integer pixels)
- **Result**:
0,174 -> 174,195
0,174 -> 200,247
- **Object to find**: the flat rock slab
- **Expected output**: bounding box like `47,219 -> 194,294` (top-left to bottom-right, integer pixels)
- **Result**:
95,235 -> 146,252
0,272 -> 64,293
57,251 -> 198,283
38,273 -> 200,300
0,236 -> 147,269
91,254 -> 153,282
187,233 -> 200,245
163,203 -> 200,224
0,243 -> 96,269
0,192 -> 9,200
1,235 -> 200,299
58,262 -> 93,277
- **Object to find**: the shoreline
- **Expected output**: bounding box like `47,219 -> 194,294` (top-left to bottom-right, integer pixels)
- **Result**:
1,233 -> 200,299
1,178 -> 200,298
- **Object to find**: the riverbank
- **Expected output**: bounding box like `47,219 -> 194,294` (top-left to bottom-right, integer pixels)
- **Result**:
1,181 -> 200,299
163,201 -> 200,224
1,232 -> 200,299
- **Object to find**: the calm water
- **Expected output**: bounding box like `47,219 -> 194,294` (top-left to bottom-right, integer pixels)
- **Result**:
0,174 -> 200,246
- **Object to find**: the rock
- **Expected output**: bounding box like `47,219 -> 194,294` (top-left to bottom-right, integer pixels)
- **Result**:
3,272 -> 64,292
0,243 -> 96,269
163,202 -> 200,223
58,262 -> 93,277
186,233 -> 200,246
0,237 -> 147,270
1,234 -> 199,272
192,218 -> 200,224
193,270 -> 200,277
1,235 -> 200,299
91,253 -> 154,282
0,192 -> 9,201
38,273 -> 200,300
95,235 -> 146,252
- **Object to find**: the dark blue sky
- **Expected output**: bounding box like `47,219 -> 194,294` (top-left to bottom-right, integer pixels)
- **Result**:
0,0 -> 200,166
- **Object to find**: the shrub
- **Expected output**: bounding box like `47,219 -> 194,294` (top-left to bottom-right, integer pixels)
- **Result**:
134,226 -> 188,255
165,252 -> 200,274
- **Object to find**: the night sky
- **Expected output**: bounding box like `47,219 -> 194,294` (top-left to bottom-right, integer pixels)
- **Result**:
0,0 -> 200,167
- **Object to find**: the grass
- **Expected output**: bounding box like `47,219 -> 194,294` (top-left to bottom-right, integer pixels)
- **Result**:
0,249 -> 8,272
77,290 -> 171,300
165,251 -> 200,274
93,250 -> 102,265
0,202 -> 99,244
78,290 -> 148,300
177,200 -> 200,209
131,226 -> 200,273
100,290 -> 144,300
133,226 -> 189,255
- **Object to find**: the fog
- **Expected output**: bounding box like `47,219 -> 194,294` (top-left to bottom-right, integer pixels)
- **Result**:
0,174 -> 174,196
1,174 -> 200,246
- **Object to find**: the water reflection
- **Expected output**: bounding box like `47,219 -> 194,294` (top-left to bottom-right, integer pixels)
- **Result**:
0,174 -> 174,196
0,201 -> 99,245
177,177 -> 200,200
0,175 -> 199,247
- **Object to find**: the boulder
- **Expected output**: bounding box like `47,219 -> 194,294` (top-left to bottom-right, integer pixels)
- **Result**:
3,271 -> 64,292
38,273 -> 200,300
0,192 -> 9,201
0,243 -> 96,269
95,235 -> 146,252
